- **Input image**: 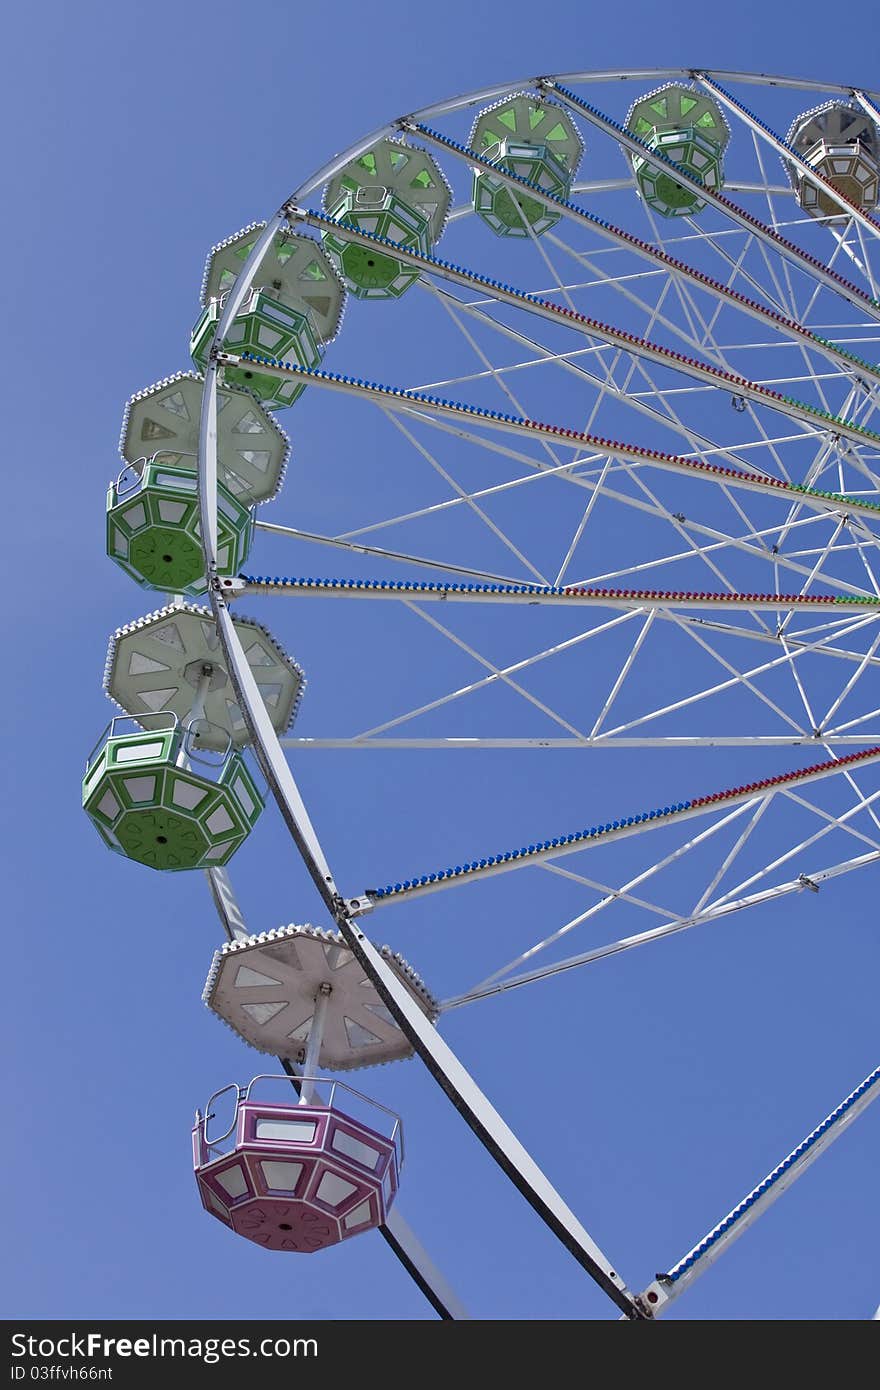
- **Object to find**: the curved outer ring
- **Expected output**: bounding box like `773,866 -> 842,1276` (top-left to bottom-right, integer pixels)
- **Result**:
195,68 -> 879,1318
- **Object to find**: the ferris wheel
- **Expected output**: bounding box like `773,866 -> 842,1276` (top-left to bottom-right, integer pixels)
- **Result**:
84,68 -> 880,1319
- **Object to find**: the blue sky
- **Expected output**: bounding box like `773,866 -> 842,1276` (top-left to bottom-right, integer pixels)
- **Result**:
4,0 -> 879,1322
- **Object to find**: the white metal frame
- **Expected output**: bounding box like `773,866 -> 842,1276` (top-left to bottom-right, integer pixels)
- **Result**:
189,68 -> 880,1319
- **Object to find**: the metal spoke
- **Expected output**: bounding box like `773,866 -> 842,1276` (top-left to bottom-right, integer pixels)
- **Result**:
219,353 -> 880,528
640,1061 -> 880,1316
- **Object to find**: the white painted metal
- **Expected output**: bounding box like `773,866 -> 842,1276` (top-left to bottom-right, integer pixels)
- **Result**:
252,520 -> 523,582
280,736 -> 880,748
189,668 -> 212,724
192,205 -> 486,1322
853,91 -> 880,135
204,924 -> 437,1068
176,667 -> 212,767
205,865 -> 250,943
202,879 -> 465,1320
380,1209 -> 472,1321
441,847 -> 880,1010
104,603 -> 304,751
299,985 -> 330,1105
202,575 -> 641,1313
406,119 -> 880,367
356,746 -> 880,910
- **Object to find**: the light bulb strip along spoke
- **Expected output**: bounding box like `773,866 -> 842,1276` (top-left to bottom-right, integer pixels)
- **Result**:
639,1061 -> 880,1316
229,573 -> 880,615
287,205 -> 880,434
221,352 -> 880,525
359,743 -> 880,908
854,91 -> 880,138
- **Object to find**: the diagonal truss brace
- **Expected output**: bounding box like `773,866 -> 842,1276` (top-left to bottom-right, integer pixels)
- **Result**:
440,847 -> 880,1010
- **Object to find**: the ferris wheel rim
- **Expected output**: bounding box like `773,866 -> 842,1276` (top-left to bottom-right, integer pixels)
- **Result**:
184,68 -> 880,1318
285,68 -> 880,208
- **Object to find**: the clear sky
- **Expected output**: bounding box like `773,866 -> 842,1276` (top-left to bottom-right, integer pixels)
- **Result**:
3,0 -> 879,1322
